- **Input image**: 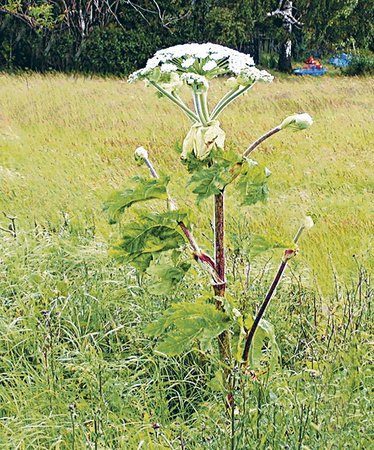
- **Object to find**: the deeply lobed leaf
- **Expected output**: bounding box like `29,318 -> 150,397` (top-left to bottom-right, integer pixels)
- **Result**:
111,210 -> 189,272
145,301 -> 231,356
104,175 -> 170,223
235,159 -> 270,206
147,259 -> 191,295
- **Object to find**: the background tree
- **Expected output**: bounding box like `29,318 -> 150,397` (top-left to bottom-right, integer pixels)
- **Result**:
267,1 -> 303,72
0,0 -> 372,73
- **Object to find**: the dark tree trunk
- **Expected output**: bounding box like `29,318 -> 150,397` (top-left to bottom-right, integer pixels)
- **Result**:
278,38 -> 292,72
278,0 -> 293,72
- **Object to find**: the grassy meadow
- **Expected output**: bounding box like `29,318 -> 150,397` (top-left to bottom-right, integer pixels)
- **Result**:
0,73 -> 373,448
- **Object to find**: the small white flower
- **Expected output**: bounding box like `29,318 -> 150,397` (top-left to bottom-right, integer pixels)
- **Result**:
232,308 -> 241,319
181,57 -> 195,68
181,73 -> 209,92
239,67 -> 274,84
280,113 -> 313,131
160,73 -> 183,94
193,46 -> 210,59
134,146 -> 148,160
160,63 -> 177,73
302,216 -> 314,229
145,56 -> 161,70
202,60 -> 217,72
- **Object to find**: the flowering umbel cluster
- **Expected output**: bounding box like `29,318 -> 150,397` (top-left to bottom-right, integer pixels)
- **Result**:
129,43 -> 273,85
128,44 -> 274,161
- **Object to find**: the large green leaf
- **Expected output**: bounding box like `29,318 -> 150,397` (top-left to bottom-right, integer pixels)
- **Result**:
145,301 -> 230,356
235,159 -> 270,206
188,165 -> 226,203
112,210 -> 188,271
188,149 -> 242,204
104,175 -> 170,222
147,259 -> 191,295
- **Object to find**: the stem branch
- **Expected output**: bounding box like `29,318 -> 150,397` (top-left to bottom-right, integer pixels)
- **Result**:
211,82 -> 256,120
242,225 -> 307,367
242,126 -> 281,158
193,91 -> 208,125
149,80 -> 199,122
142,152 -> 220,281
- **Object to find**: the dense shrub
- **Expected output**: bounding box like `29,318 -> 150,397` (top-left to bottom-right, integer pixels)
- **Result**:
77,25 -> 162,75
343,52 -> 374,75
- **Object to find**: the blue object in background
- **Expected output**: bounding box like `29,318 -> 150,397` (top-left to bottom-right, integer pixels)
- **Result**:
328,53 -> 352,67
293,67 -> 327,76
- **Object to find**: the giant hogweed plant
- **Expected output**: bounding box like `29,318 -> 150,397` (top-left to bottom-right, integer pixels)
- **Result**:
106,43 -> 314,413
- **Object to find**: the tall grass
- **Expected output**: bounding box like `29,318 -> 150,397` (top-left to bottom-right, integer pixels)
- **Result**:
1,73 -> 372,288
0,73 -> 373,448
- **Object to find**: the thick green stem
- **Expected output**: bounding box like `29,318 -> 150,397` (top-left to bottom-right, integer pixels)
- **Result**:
193,91 -> 208,125
210,87 -> 239,119
213,190 -> 232,399
211,82 -> 257,120
149,80 -> 199,122
200,91 -> 210,123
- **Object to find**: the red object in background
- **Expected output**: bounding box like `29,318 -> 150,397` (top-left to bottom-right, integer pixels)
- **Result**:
304,56 -> 323,69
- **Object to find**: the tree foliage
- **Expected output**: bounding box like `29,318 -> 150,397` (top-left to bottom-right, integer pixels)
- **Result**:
0,0 -> 372,73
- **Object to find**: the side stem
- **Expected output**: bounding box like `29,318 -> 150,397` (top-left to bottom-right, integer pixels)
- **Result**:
149,80 -> 199,122
242,126 -> 281,158
241,255 -> 288,366
211,82 -> 256,120
142,153 -> 219,280
242,225 -> 307,367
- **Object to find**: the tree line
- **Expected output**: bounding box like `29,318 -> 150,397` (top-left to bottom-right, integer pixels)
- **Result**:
0,0 -> 373,74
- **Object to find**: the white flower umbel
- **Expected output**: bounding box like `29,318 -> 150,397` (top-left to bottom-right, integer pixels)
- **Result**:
181,57 -> 196,68
202,60 -> 218,72
129,43 -> 274,160
280,113 -> 313,131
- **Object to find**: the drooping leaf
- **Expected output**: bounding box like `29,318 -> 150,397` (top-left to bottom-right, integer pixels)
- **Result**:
147,259 -> 191,295
112,210 -> 188,272
229,231 -> 287,262
208,369 -> 225,392
145,301 -> 230,356
244,317 -> 281,370
235,159 -> 270,206
104,175 -> 170,222
249,235 -> 284,259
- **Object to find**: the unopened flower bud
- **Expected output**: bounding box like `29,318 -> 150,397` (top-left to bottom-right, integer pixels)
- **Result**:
265,167 -> 272,177
280,113 -> 313,131
302,216 -> 314,230
134,146 -> 148,160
